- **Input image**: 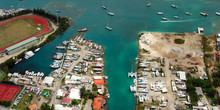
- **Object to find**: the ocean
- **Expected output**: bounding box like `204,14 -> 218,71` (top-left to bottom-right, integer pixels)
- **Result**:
3,0 -> 220,109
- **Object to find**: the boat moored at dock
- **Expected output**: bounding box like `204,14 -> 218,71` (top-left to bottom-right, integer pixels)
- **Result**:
24,51 -> 35,60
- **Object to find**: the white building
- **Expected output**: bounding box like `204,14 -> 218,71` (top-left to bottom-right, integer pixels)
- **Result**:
56,89 -> 64,98
55,104 -> 73,110
68,88 -> 81,100
177,71 -> 186,81
43,76 -> 54,87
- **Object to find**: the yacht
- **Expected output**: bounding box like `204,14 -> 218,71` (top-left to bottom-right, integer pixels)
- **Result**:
157,12 -> 164,15
130,84 -> 137,92
108,12 -> 114,16
78,28 -> 88,32
139,95 -> 144,102
107,93 -> 110,98
25,51 -> 35,59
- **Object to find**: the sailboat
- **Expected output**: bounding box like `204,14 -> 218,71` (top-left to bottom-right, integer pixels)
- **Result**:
146,0 -> 151,7
105,21 -> 112,31
128,64 -> 136,77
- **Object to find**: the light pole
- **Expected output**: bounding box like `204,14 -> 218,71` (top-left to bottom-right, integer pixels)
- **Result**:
56,9 -> 61,26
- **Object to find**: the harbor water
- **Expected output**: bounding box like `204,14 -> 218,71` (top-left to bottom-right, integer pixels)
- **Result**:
2,0 -> 220,109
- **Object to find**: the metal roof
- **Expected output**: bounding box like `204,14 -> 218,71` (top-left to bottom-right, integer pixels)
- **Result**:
6,37 -> 38,51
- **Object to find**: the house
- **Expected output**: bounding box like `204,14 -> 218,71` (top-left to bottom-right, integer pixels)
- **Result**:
61,97 -> 71,105
68,88 -> 81,100
28,104 -> 37,110
195,87 -> 203,96
85,84 -> 93,91
42,76 -> 54,87
94,79 -> 105,88
93,95 -> 106,110
56,89 -> 64,98
177,71 -> 186,81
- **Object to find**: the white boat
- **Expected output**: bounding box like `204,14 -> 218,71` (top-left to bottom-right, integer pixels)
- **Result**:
157,12 -> 164,15
200,12 -> 208,16
105,25 -> 112,31
130,84 -> 137,92
143,94 -> 148,101
216,12 -> 220,16
173,16 -> 179,19
34,48 -> 40,52
161,17 -> 169,21
185,12 -> 192,15
139,95 -> 144,102
171,4 -> 178,8
25,51 -> 35,59
108,12 -> 114,16
107,93 -> 110,98
102,5 -> 107,9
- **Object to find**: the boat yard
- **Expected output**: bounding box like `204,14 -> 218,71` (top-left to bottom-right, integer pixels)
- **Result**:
133,32 -> 206,109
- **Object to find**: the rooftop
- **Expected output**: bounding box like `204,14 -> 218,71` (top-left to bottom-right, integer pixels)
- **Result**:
94,79 -> 105,85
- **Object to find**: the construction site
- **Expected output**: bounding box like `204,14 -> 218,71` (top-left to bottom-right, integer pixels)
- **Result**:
133,32 -> 207,110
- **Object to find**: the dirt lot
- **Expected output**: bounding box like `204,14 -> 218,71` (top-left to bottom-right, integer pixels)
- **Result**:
139,32 -> 205,75
137,32 -> 206,109
0,18 -> 39,49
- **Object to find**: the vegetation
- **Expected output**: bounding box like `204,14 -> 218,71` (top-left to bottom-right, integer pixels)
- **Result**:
40,103 -> 54,110
174,38 -> 184,44
186,74 -> 199,106
0,101 -> 11,107
71,99 -> 80,105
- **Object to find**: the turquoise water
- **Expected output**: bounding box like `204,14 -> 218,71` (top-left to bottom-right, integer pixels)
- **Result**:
2,0 -> 220,109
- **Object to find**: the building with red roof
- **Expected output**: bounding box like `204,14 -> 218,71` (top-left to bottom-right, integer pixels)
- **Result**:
94,79 -> 105,85
61,97 -> 71,105
93,95 -> 106,110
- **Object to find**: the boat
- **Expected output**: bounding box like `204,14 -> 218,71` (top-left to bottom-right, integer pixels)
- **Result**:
107,93 -> 110,98
128,64 -> 136,77
108,12 -> 114,16
185,12 -> 192,15
139,94 -> 144,102
15,58 -> 22,65
200,12 -> 208,16
157,12 -> 164,15
161,17 -> 169,21
130,84 -> 137,92
173,16 -> 179,19
216,12 -> 220,16
24,51 -> 35,59
102,5 -> 107,9
146,2 -> 151,7
78,28 -> 88,32
34,48 -> 40,52
171,4 -> 178,8
105,25 -> 112,31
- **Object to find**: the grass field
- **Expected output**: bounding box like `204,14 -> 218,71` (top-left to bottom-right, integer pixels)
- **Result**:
0,18 -> 40,49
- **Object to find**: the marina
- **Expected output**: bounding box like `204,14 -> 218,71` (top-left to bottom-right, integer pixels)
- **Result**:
6,0 -> 220,109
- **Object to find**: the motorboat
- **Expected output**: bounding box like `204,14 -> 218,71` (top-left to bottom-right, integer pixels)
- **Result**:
78,28 -> 88,32
130,84 -> 137,92
161,17 -> 169,21
157,12 -> 164,15
173,16 -> 179,19
102,5 -> 107,9
108,12 -> 114,16
200,12 -> 208,16
171,4 -> 178,8
216,12 -> 220,16
34,48 -> 40,52
185,12 -> 192,15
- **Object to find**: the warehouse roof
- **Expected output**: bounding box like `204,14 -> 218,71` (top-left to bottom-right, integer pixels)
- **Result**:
6,37 -> 38,51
